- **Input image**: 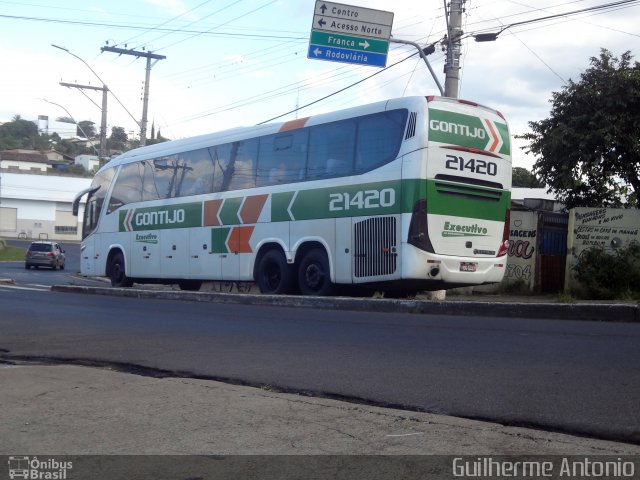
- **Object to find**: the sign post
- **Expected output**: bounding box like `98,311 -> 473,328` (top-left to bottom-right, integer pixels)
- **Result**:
308,1 -> 394,68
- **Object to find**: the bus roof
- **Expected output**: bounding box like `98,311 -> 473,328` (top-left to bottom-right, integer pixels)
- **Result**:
98,95 -> 505,172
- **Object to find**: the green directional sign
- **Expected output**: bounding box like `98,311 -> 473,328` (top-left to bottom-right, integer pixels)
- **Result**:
310,31 -> 389,55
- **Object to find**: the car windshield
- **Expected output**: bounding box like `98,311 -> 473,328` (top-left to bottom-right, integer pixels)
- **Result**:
30,243 -> 53,252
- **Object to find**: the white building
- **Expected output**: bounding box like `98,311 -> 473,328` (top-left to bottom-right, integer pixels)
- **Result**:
37,115 -> 78,139
75,154 -> 100,173
0,171 -> 90,241
0,149 -> 68,173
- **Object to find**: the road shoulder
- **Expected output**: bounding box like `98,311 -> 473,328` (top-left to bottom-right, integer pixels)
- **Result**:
1,364 -> 638,455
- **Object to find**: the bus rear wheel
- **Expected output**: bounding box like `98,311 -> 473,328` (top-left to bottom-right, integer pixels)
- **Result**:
109,252 -> 133,288
256,250 -> 294,295
298,248 -> 334,296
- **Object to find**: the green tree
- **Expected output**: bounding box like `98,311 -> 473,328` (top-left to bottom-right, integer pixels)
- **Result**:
520,50 -> 640,208
0,115 -> 40,150
77,120 -> 97,139
56,116 -> 75,124
108,126 -> 128,152
512,167 -> 544,188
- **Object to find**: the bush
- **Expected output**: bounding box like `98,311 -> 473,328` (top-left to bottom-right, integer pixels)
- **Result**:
573,242 -> 640,300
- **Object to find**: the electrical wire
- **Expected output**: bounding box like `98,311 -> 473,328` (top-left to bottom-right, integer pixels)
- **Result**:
117,0 -> 215,49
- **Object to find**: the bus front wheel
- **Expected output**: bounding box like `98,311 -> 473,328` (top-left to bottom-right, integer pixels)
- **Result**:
109,252 -> 133,288
256,250 -> 294,295
297,248 -> 334,296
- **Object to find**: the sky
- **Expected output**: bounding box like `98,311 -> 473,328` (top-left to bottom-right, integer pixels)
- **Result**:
1,0 -> 639,170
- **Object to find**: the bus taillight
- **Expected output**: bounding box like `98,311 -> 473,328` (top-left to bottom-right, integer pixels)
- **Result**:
408,199 -> 435,253
498,209 -> 510,257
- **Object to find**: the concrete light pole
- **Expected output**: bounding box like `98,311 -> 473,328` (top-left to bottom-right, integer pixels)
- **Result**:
100,46 -> 166,146
51,44 -> 109,165
444,0 -> 465,98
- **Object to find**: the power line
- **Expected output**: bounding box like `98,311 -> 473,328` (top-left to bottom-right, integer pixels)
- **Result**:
117,0 -> 214,49
0,13 -> 304,40
467,0 -> 640,39
256,51 -> 421,125
135,0 -> 242,51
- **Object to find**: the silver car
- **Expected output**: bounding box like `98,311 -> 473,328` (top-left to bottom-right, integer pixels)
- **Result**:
25,241 -> 66,270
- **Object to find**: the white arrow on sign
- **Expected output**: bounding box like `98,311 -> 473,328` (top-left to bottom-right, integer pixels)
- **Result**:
359,40 -> 370,49
313,47 -> 322,56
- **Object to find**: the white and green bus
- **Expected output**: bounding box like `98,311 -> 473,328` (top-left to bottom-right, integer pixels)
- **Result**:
73,95 -> 511,295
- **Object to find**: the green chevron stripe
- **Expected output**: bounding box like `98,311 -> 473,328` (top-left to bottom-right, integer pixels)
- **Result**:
211,227 -> 231,253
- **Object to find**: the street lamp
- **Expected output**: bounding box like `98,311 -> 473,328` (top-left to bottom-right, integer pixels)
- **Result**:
40,98 -> 101,159
51,44 -> 108,86
473,32 -> 502,42
51,44 -> 108,165
389,38 -> 444,96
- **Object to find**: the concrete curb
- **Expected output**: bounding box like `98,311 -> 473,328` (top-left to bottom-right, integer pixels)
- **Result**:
51,285 -> 640,323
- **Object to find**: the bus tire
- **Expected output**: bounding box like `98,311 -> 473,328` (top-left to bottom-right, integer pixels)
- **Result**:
297,248 -> 334,296
256,250 -> 295,295
109,252 -> 133,288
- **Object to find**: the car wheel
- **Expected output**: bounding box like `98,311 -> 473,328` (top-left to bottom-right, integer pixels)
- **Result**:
25,264 -> 30,270
60,262 -> 65,270
109,252 -> 133,288
256,250 -> 295,295
297,248 -> 334,296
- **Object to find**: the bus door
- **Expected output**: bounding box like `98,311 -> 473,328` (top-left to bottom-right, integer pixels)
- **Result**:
161,229 -> 190,278
131,231 -> 161,278
334,217 -> 352,283
219,224 -> 258,281
189,227 -> 221,279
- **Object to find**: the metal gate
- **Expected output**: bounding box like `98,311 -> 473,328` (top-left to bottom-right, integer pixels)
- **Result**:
537,212 -> 568,293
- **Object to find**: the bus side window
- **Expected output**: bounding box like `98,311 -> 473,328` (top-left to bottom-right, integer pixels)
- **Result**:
107,162 -> 144,213
308,120 -> 356,180
257,130 -> 308,187
356,110 -> 407,173
226,138 -> 258,191
175,148 -> 214,197
212,143 -> 231,192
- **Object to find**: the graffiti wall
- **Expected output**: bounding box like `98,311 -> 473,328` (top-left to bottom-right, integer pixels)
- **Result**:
565,207 -> 640,289
503,210 -> 538,291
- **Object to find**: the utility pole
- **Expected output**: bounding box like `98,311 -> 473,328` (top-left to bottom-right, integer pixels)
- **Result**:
444,0 -> 465,98
59,82 -> 109,165
101,46 -> 166,146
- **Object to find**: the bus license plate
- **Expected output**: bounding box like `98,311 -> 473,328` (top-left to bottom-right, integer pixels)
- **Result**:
460,262 -> 477,272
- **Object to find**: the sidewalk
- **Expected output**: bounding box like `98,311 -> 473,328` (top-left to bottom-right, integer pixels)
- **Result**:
2,363 -> 639,456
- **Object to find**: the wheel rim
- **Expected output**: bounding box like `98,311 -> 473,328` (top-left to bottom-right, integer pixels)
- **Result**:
304,263 -> 325,291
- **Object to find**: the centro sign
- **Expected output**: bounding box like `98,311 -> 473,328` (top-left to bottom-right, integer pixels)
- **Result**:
120,203 -> 203,231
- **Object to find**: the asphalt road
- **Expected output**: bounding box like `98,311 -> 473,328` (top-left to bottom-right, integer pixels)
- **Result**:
2,239 -> 85,288
0,284 -> 639,444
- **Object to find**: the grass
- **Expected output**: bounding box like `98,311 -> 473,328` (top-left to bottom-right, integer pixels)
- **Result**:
554,293 -> 578,304
0,240 -> 25,262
